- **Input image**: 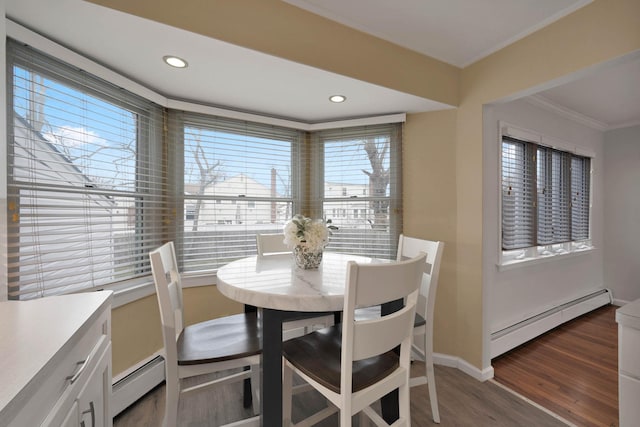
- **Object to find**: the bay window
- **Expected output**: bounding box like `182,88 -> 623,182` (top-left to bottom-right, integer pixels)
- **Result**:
6,39 -> 402,299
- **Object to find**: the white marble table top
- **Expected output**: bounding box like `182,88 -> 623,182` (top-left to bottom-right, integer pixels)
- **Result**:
216,252 -> 391,312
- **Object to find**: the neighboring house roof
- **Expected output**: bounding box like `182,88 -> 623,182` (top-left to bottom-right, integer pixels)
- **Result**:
204,173 -> 281,198
12,112 -> 115,208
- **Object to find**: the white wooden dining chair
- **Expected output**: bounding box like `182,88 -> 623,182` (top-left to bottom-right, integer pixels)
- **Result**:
282,253 -> 427,427
256,233 -> 335,337
150,242 -> 261,427
256,233 -> 291,256
398,235 -> 444,423
355,234 -> 444,423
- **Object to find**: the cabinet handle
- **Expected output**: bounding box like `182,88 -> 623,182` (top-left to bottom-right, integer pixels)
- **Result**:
65,359 -> 87,384
81,401 -> 96,427
66,335 -> 105,385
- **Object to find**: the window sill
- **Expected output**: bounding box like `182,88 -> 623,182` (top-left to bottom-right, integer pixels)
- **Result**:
111,281 -> 156,309
497,246 -> 595,272
110,272 -> 218,308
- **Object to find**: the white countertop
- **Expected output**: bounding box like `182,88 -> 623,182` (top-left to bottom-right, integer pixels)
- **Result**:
616,298 -> 640,330
0,291 -> 113,422
216,252 -> 390,312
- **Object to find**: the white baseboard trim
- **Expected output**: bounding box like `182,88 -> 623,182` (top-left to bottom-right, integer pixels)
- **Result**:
112,353 -> 166,418
434,353 -> 495,382
612,298 -> 628,307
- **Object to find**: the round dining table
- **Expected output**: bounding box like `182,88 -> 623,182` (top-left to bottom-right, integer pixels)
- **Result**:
216,252 -> 400,426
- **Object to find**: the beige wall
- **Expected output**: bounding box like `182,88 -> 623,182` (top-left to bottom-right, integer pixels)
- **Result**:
112,294 -> 161,375
102,0 -> 640,374
403,110 -> 458,355
456,0 -> 640,368
112,286 -> 243,376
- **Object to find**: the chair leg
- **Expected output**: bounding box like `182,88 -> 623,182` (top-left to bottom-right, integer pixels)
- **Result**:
358,411 -> 370,427
426,355 -> 440,423
282,362 -> 294,427
243,369 -> 252,409
339,398 -> 352,427
163,376 -> 180,427
398,381 -> 411,427
251,364 -> 261,416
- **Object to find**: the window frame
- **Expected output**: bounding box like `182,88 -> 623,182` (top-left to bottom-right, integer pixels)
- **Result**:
498,123 -> 593,269
310,124 -> 402,260
6,39 -> 164,300
168,110 -> 305,274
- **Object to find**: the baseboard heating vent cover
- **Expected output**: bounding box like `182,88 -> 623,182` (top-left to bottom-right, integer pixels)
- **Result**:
491,288 -> 612,358
112,355 -> 165,417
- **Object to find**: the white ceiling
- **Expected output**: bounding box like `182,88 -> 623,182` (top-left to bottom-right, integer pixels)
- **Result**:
283,0 -> 592,68
5,0 -> 639,128
534,56 -> 640,130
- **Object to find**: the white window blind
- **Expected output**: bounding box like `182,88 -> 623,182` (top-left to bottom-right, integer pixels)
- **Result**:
501,135 -> 591,251
169,111 -> 303,272
571,156 -> 591,240
537,147 -> 571,245
502,137 -> 536,250
312,124 -> 402,259
7,40 -> 164,299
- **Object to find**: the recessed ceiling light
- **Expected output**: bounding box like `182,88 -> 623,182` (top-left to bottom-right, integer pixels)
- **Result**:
329,95 -> 346,103
163,55 -> 188,68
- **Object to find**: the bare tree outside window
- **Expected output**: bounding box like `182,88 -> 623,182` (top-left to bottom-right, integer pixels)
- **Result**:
185,129 -> 224,231
361,137 -> 390,230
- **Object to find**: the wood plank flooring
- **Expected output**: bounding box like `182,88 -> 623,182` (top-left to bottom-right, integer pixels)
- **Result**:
115,305 -> 619,426
492,304 -> 619,427
114,363 -> 568,426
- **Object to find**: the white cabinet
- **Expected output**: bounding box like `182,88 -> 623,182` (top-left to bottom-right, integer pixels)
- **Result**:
616,299 -> 640,427
61,402 -> 80,427
78,342 -> 111,427
0,292 -> 113,427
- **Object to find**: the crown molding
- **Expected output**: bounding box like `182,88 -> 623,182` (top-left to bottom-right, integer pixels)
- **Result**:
525,94 -> 608,131
607,119 -> 640,131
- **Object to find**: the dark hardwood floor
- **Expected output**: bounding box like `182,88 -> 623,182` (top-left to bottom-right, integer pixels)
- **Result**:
493,304 -> 619,427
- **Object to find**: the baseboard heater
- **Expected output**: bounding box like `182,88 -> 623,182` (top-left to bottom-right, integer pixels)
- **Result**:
491,288 -> 612,359
112,355 -> 166,418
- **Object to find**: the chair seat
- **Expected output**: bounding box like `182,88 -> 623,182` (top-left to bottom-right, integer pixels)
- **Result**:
282,324 -> 399,394
178,312 -> 261,365
414,313 -> 426,328
355,306 -> 426,328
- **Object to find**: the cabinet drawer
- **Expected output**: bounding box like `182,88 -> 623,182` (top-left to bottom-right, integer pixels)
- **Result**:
619,325 -> 640,378
42,335 -> 110,427
619,374 -> 640,427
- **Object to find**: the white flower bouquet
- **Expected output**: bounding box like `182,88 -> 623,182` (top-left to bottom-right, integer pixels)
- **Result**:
283,214 -> 336,252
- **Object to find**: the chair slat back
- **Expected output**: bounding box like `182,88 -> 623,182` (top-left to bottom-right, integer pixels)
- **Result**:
256,233 -> 290,256
343,253 -> 426,362
150,242 -> 184,340
397,235 -> 444,324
